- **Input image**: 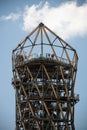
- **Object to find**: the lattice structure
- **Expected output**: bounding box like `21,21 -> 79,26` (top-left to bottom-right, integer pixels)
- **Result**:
12,23 -> 79,130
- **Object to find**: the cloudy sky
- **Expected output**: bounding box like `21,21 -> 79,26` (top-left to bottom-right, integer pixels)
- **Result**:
0,0 -> 87,130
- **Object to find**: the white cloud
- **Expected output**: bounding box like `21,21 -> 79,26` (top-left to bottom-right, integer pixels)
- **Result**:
1,1 -> 87,39
1,13 -> 21,21
22,1 -> 87,39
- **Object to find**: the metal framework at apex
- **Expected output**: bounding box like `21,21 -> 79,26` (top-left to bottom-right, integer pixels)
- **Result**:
12,23 -> 79,130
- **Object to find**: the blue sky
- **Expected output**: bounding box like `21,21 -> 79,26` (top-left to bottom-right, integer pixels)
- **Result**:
0,0 -> 87,130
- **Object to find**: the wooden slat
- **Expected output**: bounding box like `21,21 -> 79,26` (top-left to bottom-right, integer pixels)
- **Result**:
28,28 -> 40,59
13,25 -> 39,52
16,68 -> 40,130
59,66 -> 69,97
43,28 -> 60,61
16,92 -> 26,130
44,24 -> 75,51
42,65 -> 67,122
26,65 -> 56,130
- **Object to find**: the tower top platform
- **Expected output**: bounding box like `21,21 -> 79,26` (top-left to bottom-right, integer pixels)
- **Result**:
12,23 -> 78,69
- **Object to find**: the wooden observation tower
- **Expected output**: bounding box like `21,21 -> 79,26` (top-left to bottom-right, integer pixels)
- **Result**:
12,23 -> 79,130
